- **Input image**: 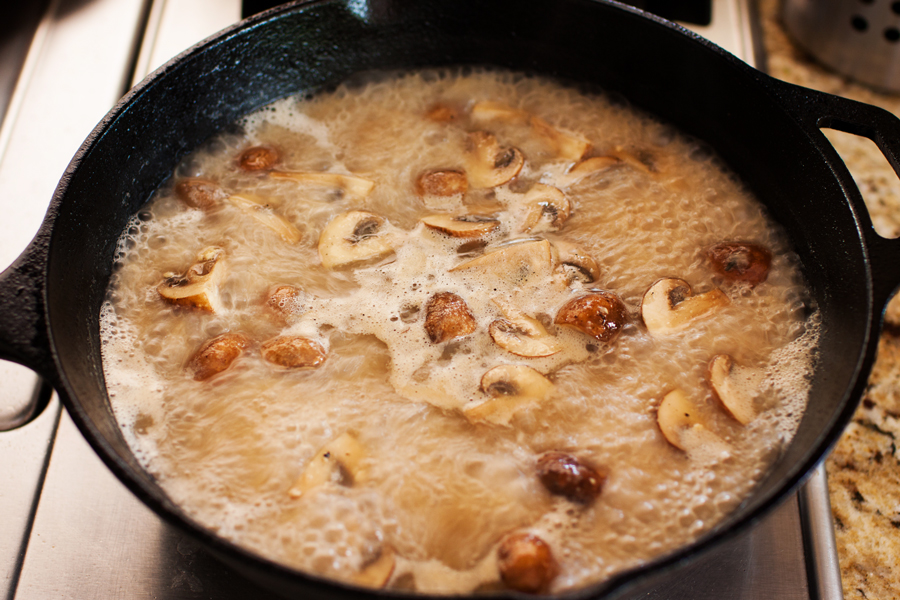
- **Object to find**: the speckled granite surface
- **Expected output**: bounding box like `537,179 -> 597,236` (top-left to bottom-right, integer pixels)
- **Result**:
758,1 -> 900,598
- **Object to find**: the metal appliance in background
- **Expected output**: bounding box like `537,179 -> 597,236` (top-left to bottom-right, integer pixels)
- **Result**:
784,0 -> 900,92
0,0 -> 841,599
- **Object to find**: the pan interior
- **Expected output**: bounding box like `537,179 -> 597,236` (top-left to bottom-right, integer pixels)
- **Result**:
45,0 -> 873,594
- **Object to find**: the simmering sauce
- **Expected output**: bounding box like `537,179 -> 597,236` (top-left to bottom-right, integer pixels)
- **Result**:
100,69 -> 818,593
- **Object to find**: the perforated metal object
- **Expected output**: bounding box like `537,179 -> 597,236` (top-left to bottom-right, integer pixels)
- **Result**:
784,0 -> 900,92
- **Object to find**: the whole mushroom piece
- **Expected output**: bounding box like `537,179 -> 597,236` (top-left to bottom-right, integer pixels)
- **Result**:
496,532 -> 559,594
424,292 -> 478,344
237,145 -> 279,171
261,336 -> 327,369
536,451 -> 606,504
555,292 -> 628,344
186,332 -> 249,381
707,242 -> 772,287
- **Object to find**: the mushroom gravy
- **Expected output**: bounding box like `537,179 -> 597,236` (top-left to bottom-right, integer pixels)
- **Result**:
100,69 -> 818,594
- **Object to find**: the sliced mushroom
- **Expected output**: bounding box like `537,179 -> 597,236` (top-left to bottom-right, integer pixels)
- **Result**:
270,171 -> 375,200
657,389 -> 711,451
496,532 -> 559,594
426,103 -> 459,122
466,131 -> 524,189
610,146 -> 655,174
424,292 -> 477,343
450,239 -> 554,286
289,432 -> 365,498
489,297 -> 563,358
640,278 -> 729,336
464,364 -> 555,425
318,211 -> 395,269
157,246 -> 226,312
352,546 -> 396,588
535,451 -> 605,504
266,285 -> 307,319
237,145 -> 278,171
706,242 -> 772,287
416,169 -> 468,197
557,156 -> 621,187
227,194 -> 301,243
709,354 -> 759,425
174,178 -> 224,210
471,101 -> 590,160
555,292 -> 627,344
554,241 -> 601,284
186,332 -> 249,381
261,335 -> 327,369
521,184 -> 571,233
529,115 -> 591,161
421,214 -> 499,238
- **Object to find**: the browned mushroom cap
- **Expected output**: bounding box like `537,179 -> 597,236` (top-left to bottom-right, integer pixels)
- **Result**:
157,246 -> 226,312
497,532 -> 559,594
555,292 -> 627,344
421,214 -> 499,238
260,336 -> 326,369
640,278 -> 729,336
237,145 -> 279,171
187,332 -> 249,381
706,242 -> 772,287
426,103 -> 460,122
416,169 -> 468,197
174,178 -> 224,210
466,131 -> 525,189
424,292 -> 477,343
536,451 -> 606,504
266,285 -> 306,318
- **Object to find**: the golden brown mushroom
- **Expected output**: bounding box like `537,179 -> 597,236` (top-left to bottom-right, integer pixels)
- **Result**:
186,332 -> 249,381
424,292 -> 478,343
497,532 -> 558,594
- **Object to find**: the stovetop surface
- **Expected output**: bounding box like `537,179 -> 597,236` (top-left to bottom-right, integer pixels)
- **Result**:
0,1 -> 841,598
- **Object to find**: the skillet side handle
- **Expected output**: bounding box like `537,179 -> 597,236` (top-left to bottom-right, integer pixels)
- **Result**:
763,75 -> 900,312
0,226 -> 55,382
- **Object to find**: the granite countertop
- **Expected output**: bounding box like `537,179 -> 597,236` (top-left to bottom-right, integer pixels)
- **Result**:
758,1 -> 900,597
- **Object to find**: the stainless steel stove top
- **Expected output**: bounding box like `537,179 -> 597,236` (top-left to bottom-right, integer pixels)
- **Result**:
0,1 -> 843,598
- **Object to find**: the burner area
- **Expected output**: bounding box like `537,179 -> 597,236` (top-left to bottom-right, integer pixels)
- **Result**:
0,1 -> 840,598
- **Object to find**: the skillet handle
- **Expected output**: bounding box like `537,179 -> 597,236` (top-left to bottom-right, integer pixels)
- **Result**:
0,225 -> 55,382
762,75 -> 900,313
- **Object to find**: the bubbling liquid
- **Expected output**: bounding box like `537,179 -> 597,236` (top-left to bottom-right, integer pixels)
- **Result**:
101,69 -> 817,594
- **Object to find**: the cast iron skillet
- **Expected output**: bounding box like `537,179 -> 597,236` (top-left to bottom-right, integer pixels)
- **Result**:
1,0 -> 899,597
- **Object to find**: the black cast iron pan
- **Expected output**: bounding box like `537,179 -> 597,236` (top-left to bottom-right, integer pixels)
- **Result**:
0,0 -> 898,597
